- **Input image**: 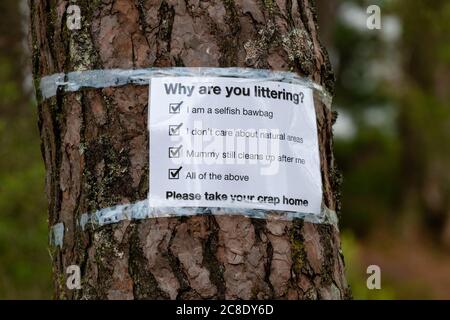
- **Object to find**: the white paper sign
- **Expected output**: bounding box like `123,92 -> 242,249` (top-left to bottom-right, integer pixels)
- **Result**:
149,77 -> 322,214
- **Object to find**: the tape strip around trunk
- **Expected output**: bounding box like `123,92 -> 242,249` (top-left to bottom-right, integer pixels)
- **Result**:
77,201 -> 338,230
49,203 -> 338,247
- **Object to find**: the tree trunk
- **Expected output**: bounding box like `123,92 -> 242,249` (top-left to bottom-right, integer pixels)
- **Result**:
30,0 -> 349,300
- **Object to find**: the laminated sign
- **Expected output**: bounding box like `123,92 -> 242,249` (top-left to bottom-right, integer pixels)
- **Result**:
149,76 -> 322,215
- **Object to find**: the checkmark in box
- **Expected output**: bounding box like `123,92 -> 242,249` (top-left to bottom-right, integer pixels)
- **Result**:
169,101 -> 183,114
169,145 -> 183,158
169,123 -> 183,136
168,167 -> 183,180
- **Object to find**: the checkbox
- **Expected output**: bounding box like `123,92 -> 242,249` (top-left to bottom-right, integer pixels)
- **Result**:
168,167 -> 183,180
169,145 -> 183,158
169,123 -> 183,136
169,101 -> 183,114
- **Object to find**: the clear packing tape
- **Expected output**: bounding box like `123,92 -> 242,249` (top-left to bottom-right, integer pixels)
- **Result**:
40,67 -> 338,238
40,67 -> 333,109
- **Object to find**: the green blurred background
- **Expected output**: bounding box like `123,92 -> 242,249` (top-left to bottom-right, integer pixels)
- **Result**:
0,0 -> 449,299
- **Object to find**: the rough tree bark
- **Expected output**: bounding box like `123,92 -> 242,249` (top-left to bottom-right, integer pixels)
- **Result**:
30,0 -> 349,299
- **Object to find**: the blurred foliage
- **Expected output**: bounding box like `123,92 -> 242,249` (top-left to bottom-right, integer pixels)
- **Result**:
0,0 -> 51,299
330,0 -> 403,232
335,127 -> 401,236
0,99 -> 51,300
341,232 -> 396,299
395,0 -> 450,238
326,0 -> 450,299
0,58 -> 21,106
341,231 -> 437,299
